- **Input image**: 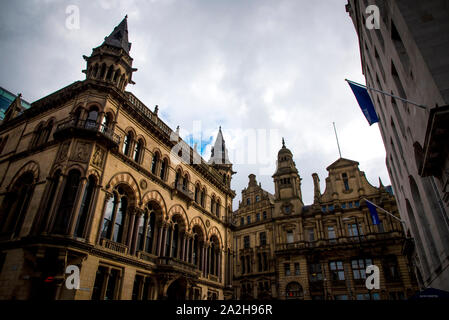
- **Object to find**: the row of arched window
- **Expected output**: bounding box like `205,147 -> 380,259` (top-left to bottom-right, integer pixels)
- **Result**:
0,168 -> 97,240
88,63 -> 128,91
99,185 -> 223,278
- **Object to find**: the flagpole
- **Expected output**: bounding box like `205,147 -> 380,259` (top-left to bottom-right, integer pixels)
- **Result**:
333,122 -> 342,159
345,79 -> 427,110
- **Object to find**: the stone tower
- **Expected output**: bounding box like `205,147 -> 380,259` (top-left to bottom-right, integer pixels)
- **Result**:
82,15 -> 137,91
272,139 -> 304,216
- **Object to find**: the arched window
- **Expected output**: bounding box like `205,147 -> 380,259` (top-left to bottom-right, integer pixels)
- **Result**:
182,175 -> 189,191
285,282 -> 304,300
106,65 -> 114,81
133,139 -> 143,163
211,196 -> 216,214
0,172 -> 35,238
194,184 -> 200,203
92,64 -> 99,78
53,170 -> 81,234
101,113 -> 112,134
36,170 -> 61,233
160,158 -> 167,180
75,175 -> 96,238
32,123 -> 44,148
113,192 -> 128,243
113,69 -> 121,83
39,120 -> 53,145
122,131 -> 133,156
151,153 -> 159,175
174,170 -> 181,188
201,188 -> 206,207
99,63 -> 106,79
86,107 -> 99,129
100,186 -> 130,244
172,224 -> 179,258
145,209 -> 156,253
216,199 -> 221,217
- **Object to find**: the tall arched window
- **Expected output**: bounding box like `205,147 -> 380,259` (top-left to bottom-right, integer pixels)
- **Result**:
101,113 -> 112,134
86,107 -> 99,129
92,64 -> 99,78
113,193 -> 128,243
35,170 -> 61,233
145,210 -> 156,253
75,175 -> 96,238
175,170 -> 181,188
106,65 -> 114,81
201,188 -> 206,207
182,175 -> 189,191
99,63 -> 106,79
285,282 -> 304,300
211,196 -> 216,214
172,224 -> 179,258
100,186 -> 130,244
113,69 -> 121,83
0,172 -> 35,238
40,120 -> 53,145
151,153 -> 159,175
216,200 -> 221,217
160,158 -> 167,180
122,132 -> 133,156
194,184 -> 199,203
32,123 -> 44,148
53,170 -> 81,234
133,139 -> 143,163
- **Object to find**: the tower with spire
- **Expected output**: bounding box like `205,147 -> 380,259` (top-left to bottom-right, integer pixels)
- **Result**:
209,127 -> 235,186
83,15 -> 137,91
272,138 -> 304,216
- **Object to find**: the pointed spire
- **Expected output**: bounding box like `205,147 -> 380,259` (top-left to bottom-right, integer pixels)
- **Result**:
103,15 -> 131,54
209,126 -> 231,165
282,137 -> 285,148
3,93 -> 24,122
379,177 -> 385,189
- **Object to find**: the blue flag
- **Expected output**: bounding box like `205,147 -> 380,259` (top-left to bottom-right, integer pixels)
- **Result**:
347,81 -> 379,125
366,201 -> 380,225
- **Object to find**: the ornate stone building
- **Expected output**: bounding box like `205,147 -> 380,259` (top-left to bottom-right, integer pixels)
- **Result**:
232,142 -> 419,300
0,17 -> 235,300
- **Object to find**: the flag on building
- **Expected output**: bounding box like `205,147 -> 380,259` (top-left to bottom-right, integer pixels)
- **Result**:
347,80 -> 379,126
366,201 -> 380,225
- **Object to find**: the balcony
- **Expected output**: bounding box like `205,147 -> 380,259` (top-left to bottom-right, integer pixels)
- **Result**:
54,117 -> 120,147
137,250 -> 158,264
100,238 -> 128,255
172,182 -> 194,201
275,232 -> 405,253
157,257 -> 201,276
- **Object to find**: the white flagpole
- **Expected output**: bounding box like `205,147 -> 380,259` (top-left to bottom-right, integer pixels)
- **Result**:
345,79 -> 428,110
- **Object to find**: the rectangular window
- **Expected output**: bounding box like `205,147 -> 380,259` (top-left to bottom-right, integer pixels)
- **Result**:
351,258 -> 373,280
307,228 -> 315,242
294,263 -> 300,275
256,213 -> 261,222
244,236 -> 250,249
284,263 -> 291,276
259,232 -> 267,246
240,217 -> 244,226
378,221 -> 385,233
327,226 -> 336,243
341,203 -> 346,209
335,295 -> 348,300
247,215 -> 251,224
263,211 -> 267,219
309,263 -> 323,282
347,224 -> 359,237
329,261 -> 345,281
287,230 -> 294,243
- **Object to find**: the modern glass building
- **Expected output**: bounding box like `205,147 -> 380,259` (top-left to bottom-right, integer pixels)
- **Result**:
0,86 -> 31,120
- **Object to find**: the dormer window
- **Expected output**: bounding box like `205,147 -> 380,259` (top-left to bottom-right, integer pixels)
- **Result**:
246,198 -> 251,205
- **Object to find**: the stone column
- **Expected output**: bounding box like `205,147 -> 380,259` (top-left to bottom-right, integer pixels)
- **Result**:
186,234 -> 191,263
126,207 -> 137,249
156,224 -> 164,256
168,224 -> 174,257
181,233 -> 186,261
131,209 -> 143,255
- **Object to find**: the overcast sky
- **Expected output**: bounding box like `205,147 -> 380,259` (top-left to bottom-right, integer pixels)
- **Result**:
0,0 -> 391,207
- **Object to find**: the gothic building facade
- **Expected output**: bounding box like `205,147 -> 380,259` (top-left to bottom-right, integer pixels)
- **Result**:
232,142 -> 419,300
0,17 -> 235,300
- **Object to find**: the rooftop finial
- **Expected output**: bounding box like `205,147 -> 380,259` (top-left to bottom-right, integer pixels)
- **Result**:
282,137 -> 285,147
125,14 -> 128,19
